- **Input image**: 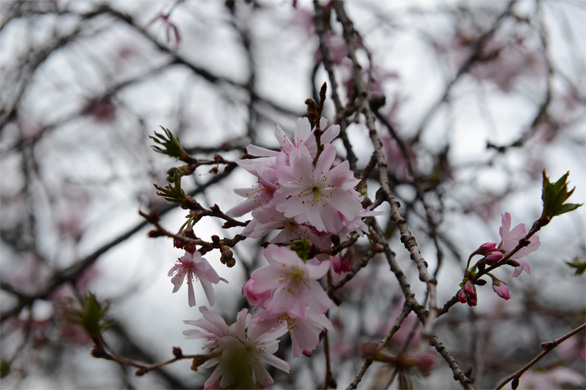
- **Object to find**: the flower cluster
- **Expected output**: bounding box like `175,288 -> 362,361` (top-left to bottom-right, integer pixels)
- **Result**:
173,117 -> 375,388
460,212 -> 540,306
228,117 -> 371,242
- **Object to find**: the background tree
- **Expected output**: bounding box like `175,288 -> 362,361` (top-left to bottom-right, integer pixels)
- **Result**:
1,0 -> 584,389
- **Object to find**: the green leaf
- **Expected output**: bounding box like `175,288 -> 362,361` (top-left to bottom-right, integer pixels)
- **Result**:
541,170 -> 583,219
1,360 -> 10,378
565,258 -> 586,276
65,293 -> 112,338
554,203 -> 582,216
150,127 -> 184,160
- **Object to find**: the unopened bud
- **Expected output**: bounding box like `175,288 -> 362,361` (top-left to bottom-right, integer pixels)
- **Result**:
457,289 -> 467,304
220,246 -> 233,264
148,230 -> 164,238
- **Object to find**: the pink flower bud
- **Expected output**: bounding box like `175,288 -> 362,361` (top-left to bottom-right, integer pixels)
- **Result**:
457,289 -> 467,303
471,242 -> 499,257
463,281 -> 476,297
492,279 -> 511,300
484,251 -> 505,265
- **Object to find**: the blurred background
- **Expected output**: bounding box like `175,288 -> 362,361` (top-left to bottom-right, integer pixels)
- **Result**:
1,0 -> 584,389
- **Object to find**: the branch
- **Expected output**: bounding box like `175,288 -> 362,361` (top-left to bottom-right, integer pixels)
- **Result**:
494,322 -> 586,390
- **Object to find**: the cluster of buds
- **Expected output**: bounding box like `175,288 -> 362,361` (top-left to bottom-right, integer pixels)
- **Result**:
219,246 -> 235,268
173,222 -> 197,254
458,279 -> 479,306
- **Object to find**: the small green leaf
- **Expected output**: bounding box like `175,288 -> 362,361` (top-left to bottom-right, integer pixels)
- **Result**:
554,203 -> 582,216
541,170 -> 583,220
1,360 -> 10,378
150,127 -> 185,160
565,258 -> 586,276
65,293 -> 112,338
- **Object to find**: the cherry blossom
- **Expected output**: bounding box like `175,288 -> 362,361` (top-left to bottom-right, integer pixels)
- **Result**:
242,278 -> 272,310
274,143 -> 363,233
245,245 -> 332,321
254,309 -> 334,358
228,162 -> 279,217
184,307 -> 290,389
498,212 -> 540,277
168,251 -> 228,307
230,116 -> 373,238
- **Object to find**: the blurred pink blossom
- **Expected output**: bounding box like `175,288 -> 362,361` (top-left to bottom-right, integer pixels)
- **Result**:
516,367 -> 584,390
168,251 -> 228,307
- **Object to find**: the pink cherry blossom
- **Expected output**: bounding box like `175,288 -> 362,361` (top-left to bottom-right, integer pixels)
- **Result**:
498,212 -> 540,277
255,309 -> 334,358
242,278 -> 272,310
168,251 -> 228,307
246,245 -> 332,321
228,162 -> 279,217
274,118 -> 340,162
183,306 -> 231,346
184,307 -> 290,389
274,143 -> 363,234
331,251 -> 353,274
511,258 -> 532,278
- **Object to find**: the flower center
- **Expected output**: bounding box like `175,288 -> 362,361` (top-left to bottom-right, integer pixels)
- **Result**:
310,185 -> 322,202
283,265 -> 309,294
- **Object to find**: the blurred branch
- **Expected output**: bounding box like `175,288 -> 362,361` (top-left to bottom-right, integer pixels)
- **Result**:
495,322 -> 586,390
0,170 -> 233,324
412,0 -> 518,142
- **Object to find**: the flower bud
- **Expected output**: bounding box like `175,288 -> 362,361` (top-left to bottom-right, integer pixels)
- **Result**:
484,251 -> 504,265
471,242 -> 499,257
463,281 -> 476,297
492,279 -> 511,300
220,246 -> 233,264
457,289 -> 467,303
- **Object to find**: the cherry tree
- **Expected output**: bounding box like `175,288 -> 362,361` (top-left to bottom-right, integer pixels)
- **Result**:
1,0 -> 585,389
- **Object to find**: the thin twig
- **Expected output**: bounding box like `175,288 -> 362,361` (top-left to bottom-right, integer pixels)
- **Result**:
494,322 -> 586,390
